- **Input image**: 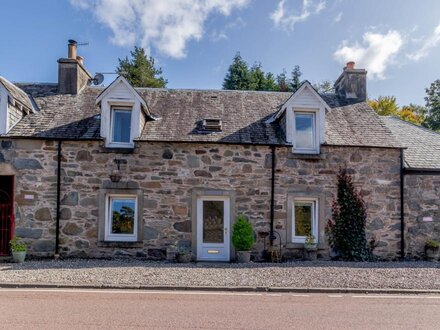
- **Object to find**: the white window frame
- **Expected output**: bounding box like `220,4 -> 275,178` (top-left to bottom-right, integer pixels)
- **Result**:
105,194 -> 138,242
291,198 -> 318,243
109,106 -> 133,148
293,110 -> 319,154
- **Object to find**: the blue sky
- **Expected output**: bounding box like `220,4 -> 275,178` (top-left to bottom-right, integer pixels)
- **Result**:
1,0 -> 440,106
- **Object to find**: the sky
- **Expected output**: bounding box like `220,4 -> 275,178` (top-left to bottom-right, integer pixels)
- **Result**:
1,0 -> 440,106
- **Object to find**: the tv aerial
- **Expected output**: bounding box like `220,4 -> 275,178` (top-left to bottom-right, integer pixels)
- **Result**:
91,73 -> 104,85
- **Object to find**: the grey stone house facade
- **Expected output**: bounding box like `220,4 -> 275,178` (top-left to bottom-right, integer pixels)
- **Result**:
0,41 -> 439,261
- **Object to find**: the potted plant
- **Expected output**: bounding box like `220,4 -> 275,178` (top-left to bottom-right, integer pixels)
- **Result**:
232,214 -> 254,263
176,246 -> 192,263
9,236 -> 27,263
303,234 -> 318,261
425,239 -> 440,261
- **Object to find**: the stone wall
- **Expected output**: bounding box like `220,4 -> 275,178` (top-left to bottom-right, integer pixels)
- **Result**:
404,174 -> 440,259
0,138 -> 402,259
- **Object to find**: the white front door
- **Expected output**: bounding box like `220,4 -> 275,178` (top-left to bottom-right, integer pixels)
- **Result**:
196,196 -> 230,261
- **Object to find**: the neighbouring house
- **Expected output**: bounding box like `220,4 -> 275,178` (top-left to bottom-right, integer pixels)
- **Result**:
0,41 -> 439,261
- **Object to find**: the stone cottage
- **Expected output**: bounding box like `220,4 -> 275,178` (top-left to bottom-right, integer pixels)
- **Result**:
0,41 -> 439,261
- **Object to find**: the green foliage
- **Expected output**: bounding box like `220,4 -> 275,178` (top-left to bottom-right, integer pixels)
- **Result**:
305,234 -> 316,245
222,52 -> 303,92
9,236 -> 27,252
424,79 -> 440,131
222,52 -> 251,90
232,214 -> 254,251
116,46 -> 167,88
330,168 -> 371,261
368,96 -> 426,125
425,238 -> 440,249
313,80 -> 334,93
368,96 -> 399,116
290,65 -> 302,92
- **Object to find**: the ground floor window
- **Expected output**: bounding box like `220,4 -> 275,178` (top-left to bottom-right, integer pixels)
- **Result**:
105,195 -> 138,242
292,198 -> 318,243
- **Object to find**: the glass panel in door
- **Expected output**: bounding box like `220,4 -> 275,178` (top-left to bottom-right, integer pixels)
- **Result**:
203,200 -> 224,244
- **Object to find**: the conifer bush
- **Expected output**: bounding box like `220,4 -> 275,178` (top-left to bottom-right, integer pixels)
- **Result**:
232,215 -> 254,251
328,168 -> 371,261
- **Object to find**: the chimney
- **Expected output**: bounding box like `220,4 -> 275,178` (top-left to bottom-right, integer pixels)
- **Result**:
57,40 -> 92,94
334,61 -> 367,102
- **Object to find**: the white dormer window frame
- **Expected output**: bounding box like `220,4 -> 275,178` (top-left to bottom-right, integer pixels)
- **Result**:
108,102 -> 134,148
270,82 -> 330,155
96,76 -> 150,149
292,108 -> 320,154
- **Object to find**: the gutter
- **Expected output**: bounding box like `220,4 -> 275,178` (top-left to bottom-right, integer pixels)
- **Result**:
55,141 -> 62,258
400,149 -> 405,259
269,145 -> 276,246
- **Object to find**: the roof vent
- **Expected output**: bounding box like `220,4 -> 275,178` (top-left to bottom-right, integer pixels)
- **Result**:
203,118 -> 222,132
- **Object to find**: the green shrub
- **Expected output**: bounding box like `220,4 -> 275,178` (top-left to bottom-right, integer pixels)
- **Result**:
232,215 -> 254,251
425,239 -> 440,249
9,236 -> 27,252
331,168 -> 371,261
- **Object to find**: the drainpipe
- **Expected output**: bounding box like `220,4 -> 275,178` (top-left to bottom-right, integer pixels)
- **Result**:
400,148 -> 405,260
269,145 -> 276,246
55,141 -> 62,258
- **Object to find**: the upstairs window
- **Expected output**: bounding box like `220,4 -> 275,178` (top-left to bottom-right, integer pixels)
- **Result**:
293,111 -> 318,154
111,107 -> 132,144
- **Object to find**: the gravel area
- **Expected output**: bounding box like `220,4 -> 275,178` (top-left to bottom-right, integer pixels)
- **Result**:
0,259 -> 440,290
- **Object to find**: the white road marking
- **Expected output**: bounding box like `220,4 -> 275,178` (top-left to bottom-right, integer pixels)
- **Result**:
290,294 -> 310,297
328,295 -> 343,298
0,288 -> 263,296
352,295 -> 440,299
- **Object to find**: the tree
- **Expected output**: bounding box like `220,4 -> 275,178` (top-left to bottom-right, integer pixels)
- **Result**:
263,72 -> 278,91
222,52 -> 251,90
313,80 -> 334,93
290,65 -> 302,92
424,79 -> 440,131
368,96 -> 398,116
248,63 -> 267,91
399,105 -> 425,125
222,52 -> 302,92
328,168 -> 371,261
116,46 -> 167,88
276,69 -> 289,92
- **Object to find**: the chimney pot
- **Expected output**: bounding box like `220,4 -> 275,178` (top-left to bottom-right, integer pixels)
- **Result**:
346,61 -> 355,70
68,39 -> 77,59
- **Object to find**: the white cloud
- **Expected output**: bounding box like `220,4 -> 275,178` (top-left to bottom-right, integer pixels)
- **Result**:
270,0 -> 326,30
70,0 -> 250,58
333,30 -> 403,80
407,23 -> 440,61
333,11 -> 342,23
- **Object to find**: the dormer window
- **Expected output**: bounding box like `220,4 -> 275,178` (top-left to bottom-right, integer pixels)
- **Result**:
111,107 -> 132,144
294,111 -> 318,153
96,76 -> 154,150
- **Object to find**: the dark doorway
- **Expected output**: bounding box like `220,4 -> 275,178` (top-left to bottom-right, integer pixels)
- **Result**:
0,176 -> 14,256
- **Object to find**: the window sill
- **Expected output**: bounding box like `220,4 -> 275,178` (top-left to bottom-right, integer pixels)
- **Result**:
288,152 -> 324,160
100,146 -> 135,154
98,241 -> 143,248
285,242 -> 323,249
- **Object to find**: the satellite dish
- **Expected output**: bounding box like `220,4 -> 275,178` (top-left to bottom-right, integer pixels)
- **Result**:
92,73 -> 104,85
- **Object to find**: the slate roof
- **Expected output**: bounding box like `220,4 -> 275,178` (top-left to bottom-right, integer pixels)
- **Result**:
382,116 -> 440,169
0,76 -> 35,112
4,84 -> 402,148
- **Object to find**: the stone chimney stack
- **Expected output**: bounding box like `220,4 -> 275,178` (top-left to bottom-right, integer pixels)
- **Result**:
334,61 -> 367,102
58,40 -> 92,94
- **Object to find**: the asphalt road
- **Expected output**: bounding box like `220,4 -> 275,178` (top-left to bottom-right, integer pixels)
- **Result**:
0,289 -> 439,329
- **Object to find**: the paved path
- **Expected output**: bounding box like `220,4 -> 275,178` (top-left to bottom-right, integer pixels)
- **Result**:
0,288 -> 439,329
